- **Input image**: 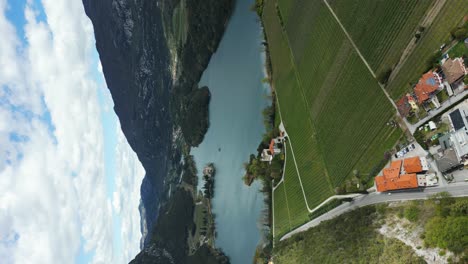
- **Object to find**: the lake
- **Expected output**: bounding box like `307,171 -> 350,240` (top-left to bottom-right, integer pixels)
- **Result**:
190,0 -> 271,263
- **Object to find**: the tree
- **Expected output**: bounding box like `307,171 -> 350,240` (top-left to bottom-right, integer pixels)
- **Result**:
450,199 -> 468,216
377,68 -> 392,84
453,28 -> 468,41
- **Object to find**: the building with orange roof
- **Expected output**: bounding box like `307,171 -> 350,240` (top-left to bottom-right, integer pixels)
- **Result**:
261,137 -> 284,163
375,159 -> 419,192
402,156 -> 429,173
414,71 -> 443,104
403,157 -> 422,173
397,94 -> 419,117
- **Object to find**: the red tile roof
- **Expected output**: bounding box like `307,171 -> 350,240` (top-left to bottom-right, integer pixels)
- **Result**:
397,96 -> 411,117
403,156 -> 423,173
414,71 -> 440,103
375,160 -> 418,192
375,173 -> 418,192
269,139 -> 275,154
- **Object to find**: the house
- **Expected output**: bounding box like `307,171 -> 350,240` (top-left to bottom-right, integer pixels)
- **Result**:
447,108 -> 468,161
441,58 -> 467,88
414,71 -> 443,106
402,156 -> 429,173
397,94 -> 419,117
435,148 -> 460,173
397,96 -> 411,117
261,149 -> 274,162
261,137 -> 284,163
375,160 -> 419,192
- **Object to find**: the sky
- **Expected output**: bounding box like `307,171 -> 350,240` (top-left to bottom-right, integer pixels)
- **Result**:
0,0 -> 145,263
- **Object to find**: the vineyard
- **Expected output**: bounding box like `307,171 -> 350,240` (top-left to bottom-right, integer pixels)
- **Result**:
328,0 -> 434,76
386,0 -> 468,99
273,182 -> 290,239
266,0 -> 466,239
273,143 -> 310,240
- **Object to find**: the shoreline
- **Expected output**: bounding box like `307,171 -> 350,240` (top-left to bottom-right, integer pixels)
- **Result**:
248,2 -> 277,261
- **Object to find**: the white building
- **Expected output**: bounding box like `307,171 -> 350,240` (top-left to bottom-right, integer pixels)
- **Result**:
447,107 -> 468,161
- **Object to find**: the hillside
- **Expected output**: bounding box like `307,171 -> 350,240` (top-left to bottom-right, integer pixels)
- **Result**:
83,0 -> 233,262
273,196 -> 468,263
261,0 -> 468,239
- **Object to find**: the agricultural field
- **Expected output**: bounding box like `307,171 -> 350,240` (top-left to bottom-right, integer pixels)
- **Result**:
273,142 -> 310,239
328,0 -> 434,76
264,0 -> 405,237
264,0 -> 334,209
277,0 -> 293,25
386,0 -> 468,99
273,182 -> 291,240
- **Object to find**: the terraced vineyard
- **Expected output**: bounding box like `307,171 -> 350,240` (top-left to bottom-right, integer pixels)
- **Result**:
273,143 -> 310,239
273,182 -> 291,239
267,0 -> 466,239
386,0 -> 468,99
328,0 -> 434,76
265,0 -> 334,206
265,0 -> 405,238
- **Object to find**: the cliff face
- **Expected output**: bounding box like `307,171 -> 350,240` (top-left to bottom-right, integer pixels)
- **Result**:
82,0 -> 172,238
83,0 -> 234,262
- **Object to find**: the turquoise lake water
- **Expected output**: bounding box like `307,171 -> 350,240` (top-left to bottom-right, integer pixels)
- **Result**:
190,0 -> 270,262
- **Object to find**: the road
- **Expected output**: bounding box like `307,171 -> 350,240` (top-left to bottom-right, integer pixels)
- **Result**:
405,90 -> 468,134
280,183 -> 468,241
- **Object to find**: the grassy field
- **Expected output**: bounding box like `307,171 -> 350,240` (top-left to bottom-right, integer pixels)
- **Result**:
386,0 -> 468,99
265,0 -> 334,210
264,0 -> 404,238
273,182 -> 291,239
273,142 -> 310,239
270,0 -> 400,187
448,41 -> 468,58
328,0 -> 434,76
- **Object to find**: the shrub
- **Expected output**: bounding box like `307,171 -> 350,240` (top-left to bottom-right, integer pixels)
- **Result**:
404,205 -> 420,222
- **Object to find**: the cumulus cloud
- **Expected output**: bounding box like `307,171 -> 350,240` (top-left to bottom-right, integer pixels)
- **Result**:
0,0 -> 144,263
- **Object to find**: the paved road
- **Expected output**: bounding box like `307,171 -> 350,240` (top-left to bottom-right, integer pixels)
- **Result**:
280,183 -> 468,241
405,90 -> 468,134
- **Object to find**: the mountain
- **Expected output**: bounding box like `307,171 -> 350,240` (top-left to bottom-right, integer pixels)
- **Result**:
83,0 -> 233,262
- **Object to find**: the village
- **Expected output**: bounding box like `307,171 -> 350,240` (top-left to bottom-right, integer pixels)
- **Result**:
380,38 -> 468,193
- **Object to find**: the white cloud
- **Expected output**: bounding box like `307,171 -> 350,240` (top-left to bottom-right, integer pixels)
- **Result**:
0,0 -> 145,263
113,124 -> 146,262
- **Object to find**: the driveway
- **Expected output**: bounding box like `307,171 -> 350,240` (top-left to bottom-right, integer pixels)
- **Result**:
405,90 -> 468,134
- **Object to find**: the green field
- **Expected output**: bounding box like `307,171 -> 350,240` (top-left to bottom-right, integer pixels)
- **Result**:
265,0 -> 334,212
328,0 -> 433,76
273,182 -> 291,239
448,41 -> 468,59
386,0 -> 468,99
265,0 -> 406,238
265,0 -> 468,239
273,142 -> 310,239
